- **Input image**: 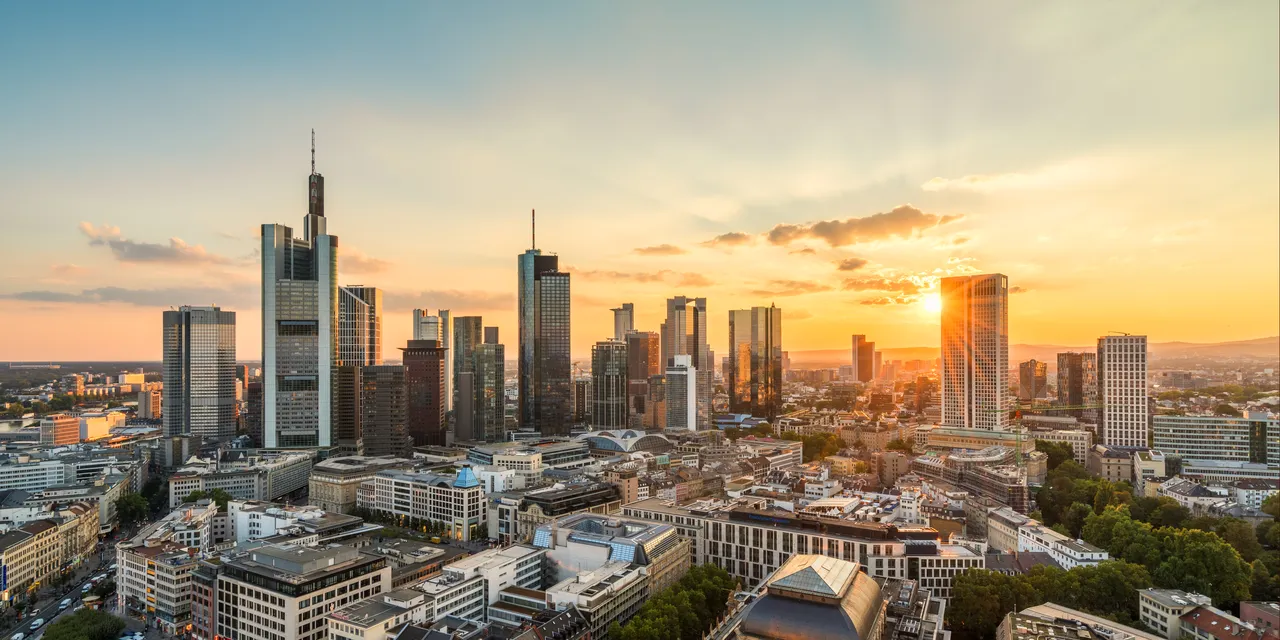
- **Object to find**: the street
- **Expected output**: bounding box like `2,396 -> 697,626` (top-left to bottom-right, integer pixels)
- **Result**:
3,544 -> 118,640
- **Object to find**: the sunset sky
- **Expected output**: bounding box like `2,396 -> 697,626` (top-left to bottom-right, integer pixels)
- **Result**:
1,2 -> 1277,362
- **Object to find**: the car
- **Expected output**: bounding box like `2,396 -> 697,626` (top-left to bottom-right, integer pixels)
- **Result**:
12,632 -> 25,640
81,583 -> 93,592
29,619 -> 44,632
59,599 -> 72,610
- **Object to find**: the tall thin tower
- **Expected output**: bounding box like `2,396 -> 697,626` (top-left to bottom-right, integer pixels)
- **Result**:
518,210 -> 572,435
940,273 -> 1009,430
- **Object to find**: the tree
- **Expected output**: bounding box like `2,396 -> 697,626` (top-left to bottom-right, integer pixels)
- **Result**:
1153,527 -> 1252,606
886,438 -> 914,454
1062,502 -> 1094,538
1212,403 -> 1241,417
1034,439 -> 1075,471
91,579 -> 115,598
1262,493 -> 1280,520
207,488 -> 233,509
115,494 -> 148,527
1251,560 -> 1278,603
42,609 -> 126,640
612,564 -> 735,640
1215,518 -> 1263,563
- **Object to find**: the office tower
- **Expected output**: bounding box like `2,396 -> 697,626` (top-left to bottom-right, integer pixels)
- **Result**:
402,340 -> 448,447
874,350 -> 883,380
234,365 -> 249,383
360,365 -> 411,457
1018,359 -> 1048,401
138,389 -> 162,420
663,296 -> 710,429
1097,335 -> 1149,447
625,331 -> 661,428
666,355 -> 697,431
261,134 -> 338,448
940,273 -> 1010,431
245,382 -> 263,446
338,285 -> 382,366
850,335 -> 875,383
163,305 -> 236,440
472,328 -> 506,442
333,366 -> 364,455
591,340 -> 628,428
572,379 -> 591,423
413,309 -> 452,411
611,303 -> 634,341
1056,352 -> 1098,421
452,315 -> 481,414
518,240 -> 572,436
728,306 -> 783,419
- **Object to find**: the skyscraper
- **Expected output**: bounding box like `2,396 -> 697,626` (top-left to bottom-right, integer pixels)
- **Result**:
333,366 -> 364,455
663,297 -> 710,429
338,286 -> 382,366
261,133 -> 338,448
163,305 -> 236,440
412,309 -> 452,411
361,365 -> 411,457
611,303 -> 634,341
940,273 -> 1010,431
518,234 -> 572,436
591,340 -> 628,428
1098,335 -> 1149,447
453,316 -> 482,416
472,328 -> 506,442
850,335 -> 875,384
625,331 -> 661,429
728,306 -> 783,419
666,355 -> 697,431
1056,352 -> 1098,422
1018,359 -> 1048,401
402,340 -> 448,447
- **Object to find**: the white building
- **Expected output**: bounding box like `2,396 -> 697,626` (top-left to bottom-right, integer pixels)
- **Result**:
666,355 -> 698,432
940,274 -> 1009,431
328,590 -> 429,640
1017,523 -> 1109,570
1231,479 -> 1279,510
356,467 -> 486,541
1151,412 -> 1279,473
1029,429 -> 1093,465
1139,589 -> 1210,640
1097,335 -> 1149,448
168,450 -> 313,507
418,545 -> 544,624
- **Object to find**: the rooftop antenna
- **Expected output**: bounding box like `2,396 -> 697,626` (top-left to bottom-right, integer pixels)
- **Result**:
532,209 -> 536,250
311,129 -> 316,174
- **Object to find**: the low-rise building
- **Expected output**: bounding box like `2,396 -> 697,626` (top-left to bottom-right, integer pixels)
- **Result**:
418,545 -> 545,624
117,538 -> 201,634
545,560 -> 647,639
1181,604 -> 1267,640
308,456 -> 413,514
1087,445 -> 1138,484
986,507 -> 1031,553
0,520 -> 60,603
533,513 -> 691,593
169,450 -> 314,508
1231,479 -> 1279,511
1017,523 -> 1108,570
1029,428 -> 1093,465
327,589 -> 429,640
512,482 -> 621,543
1139,589 -> 1211,640
356,466 -> 486,541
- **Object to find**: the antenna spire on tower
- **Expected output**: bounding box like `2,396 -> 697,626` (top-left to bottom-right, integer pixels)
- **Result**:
311,129 -> 316,174
532,209 -> 536,250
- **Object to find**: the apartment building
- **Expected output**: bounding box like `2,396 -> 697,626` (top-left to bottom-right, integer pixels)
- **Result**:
356,467 -> 485,541
117,540 -> 201,634
1139,589 -> 1210,640
0,520 -> 60,602
1017,523 -> 1108,570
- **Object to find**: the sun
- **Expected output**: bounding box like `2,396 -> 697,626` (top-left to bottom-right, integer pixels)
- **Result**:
921,293 -> 942,314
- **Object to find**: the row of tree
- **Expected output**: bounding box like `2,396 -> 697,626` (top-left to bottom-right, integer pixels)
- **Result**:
779,431 -> 842,462
42,609 -> 125,640
947,561 -> 1154,640
608,564 -> 737,640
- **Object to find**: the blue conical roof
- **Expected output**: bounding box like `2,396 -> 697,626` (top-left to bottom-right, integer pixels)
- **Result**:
453,465 -> 479,488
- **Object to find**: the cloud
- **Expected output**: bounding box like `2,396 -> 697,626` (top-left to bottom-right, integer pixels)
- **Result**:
840,277 -> 926,295
343,249 -> 393,274
49,264 -> 88,277
921,157 -> 1125,193
835,258 -> 868,272
949,235 -> 971,246
750,280 -> 834,297
382,289 -> 513,312
786,309 -> 813,320
79,222 -> 232,265
568,268 -> 713,287
789,248 -> 816,255
633,244 -> 686,256
859,295 -> 917,306
1009,285 -> 1029,294
1,285 -> 251,307
759,205 -> 962,248
677,273 -> 714,287
701,231 -> 754,248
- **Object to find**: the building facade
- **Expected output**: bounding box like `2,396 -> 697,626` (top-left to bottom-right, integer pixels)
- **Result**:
728,306 -> 783,420
1018,360 -> 1047,401
663,297 -> 710,430
518,250 -> 572,436
412,309 -> 452,412
940,274 -> 1009,431
851,334 -> 876,384
308,456 -> 412,514
1056,352 -> 1099,421
163,305 -> 237,440
338,286 -> 382,367
1097,334 -> 1149,448
665,355 -> 698,432
357,468 -> 486,541
611,303 -> 634,341
361,365 -> 411,458
591,340 -> 628,429
401,340 -> 447,447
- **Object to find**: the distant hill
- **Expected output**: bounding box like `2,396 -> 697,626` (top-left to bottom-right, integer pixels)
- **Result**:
787,336 -> 1280,369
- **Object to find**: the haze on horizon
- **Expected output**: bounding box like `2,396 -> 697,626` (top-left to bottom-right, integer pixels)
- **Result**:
1,2 -> 1277,362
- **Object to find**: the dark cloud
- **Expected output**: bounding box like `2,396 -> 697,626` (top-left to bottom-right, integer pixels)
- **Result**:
1,285 -> 251,307
1010,285 -> 1029,294
950,235 -> 971,246
79,222 -> 232,265
835,258 -> 869,272
841,277 -> 923,295
343,250 -> 393,274
383,290 -> 513,312
751,280 -> 833,297
633,244 -> 686,256
789,248 -> 816,255
760,205 -> 962,248
701,231 -> 753,248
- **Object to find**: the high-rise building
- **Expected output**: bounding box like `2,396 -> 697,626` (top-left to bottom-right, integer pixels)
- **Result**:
163,306 -> 237,440
452,316 -> 482,414
361,365 -> 411,457
1056,352 -> 1098,421
851,335 -> 875,384
234,365 -> 249,383
666,355 -> 697,431
625,331 -> 661,429
333,366 -> 364,456
472,328 -> 505,442
571,378 -> 591,424
402,340 -> 448,447
940,274 -> 1010,431
611,303 -> 634,341
337,286 -> 381,366
1018,359 -> 1048,401
591,340 -> 628,428
261,135 -> 338,448
728,306 -> 783,419
663,297 -> 710,429
413,309 -> 452,411
518,241 -> 572,436
138,389 -> 162,420
245,382 -> 263,447
1097,335 -> 1148,447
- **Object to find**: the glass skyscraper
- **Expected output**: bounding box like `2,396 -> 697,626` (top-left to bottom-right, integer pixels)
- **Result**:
338,285 -> 382,366
518,249 -> 571,436
663,297 -> 710,429
728,305 -> 783,420
940,273 -> 1009,431
591,340 -> 628,428
163,305 -> 236,440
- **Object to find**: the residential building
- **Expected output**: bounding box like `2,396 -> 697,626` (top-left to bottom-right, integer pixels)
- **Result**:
1240,602 -> 1279,638
1181,605 -> 1267,640
308,456 -> 413,514
339,285 -> 382,366
357,467 -> 485,541
39,414 -> 80,446
1140,589 -> 1211,640
940,274 -> 1010,431
412,309 -> 452,412
1017,523 -> 1108,570
591,340 -> 628,429
261,144 -> 339,448
1097,334 -> 1149,447
612,303 -> 634,341
163,305 -> 237,440
731,555 -> 886,640
1231,479 -> 1279,510
728,306 -> 783,420
663,297 -> 710,429
117,536 -> 201,634
0,520 -> 60,604
402,340 -> 447,447
666,355 -> 698,432
360,365 -> 411,458
1018,359 -> 1047,401
1056,352 -> 1099,421
851,335 -> 876,384
518,244 -> 572,437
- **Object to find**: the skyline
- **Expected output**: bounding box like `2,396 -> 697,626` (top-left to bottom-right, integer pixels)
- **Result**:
2,2 -> 1278,361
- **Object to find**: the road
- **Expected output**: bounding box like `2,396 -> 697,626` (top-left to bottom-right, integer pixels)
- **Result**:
4,544 -> 118,640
